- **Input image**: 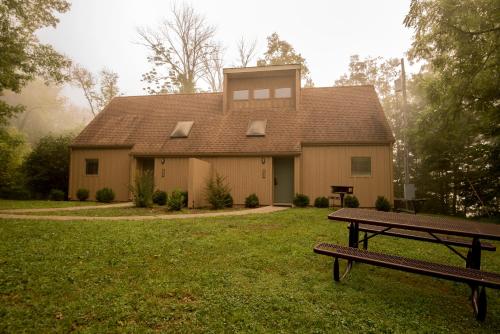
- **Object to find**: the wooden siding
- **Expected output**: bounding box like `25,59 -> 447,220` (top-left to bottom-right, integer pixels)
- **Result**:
69,148 -> 131,201
301,145 -> 393,207
187,158 -> 211,208
202,156 -> 273,205
154,157 -> 189,192
227,76 -> 296,111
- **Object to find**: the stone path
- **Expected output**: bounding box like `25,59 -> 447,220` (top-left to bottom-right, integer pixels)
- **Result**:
0,205 -> 289,221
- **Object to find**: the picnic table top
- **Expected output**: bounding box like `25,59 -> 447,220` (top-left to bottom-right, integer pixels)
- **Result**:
328,208 -> 500,241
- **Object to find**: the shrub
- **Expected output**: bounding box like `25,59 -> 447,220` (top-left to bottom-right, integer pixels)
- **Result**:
96,187 -> 115,203
205,173 -> 232,210
245,193 -> 260,208
49,189 -> 65,201
224,193 -> 233,208
23,134 -> 73,198
130,171 -> 154,208
344,195 -> 359,208
375,196 -> 391,211
293,193 -> 310,207
314,196 -> 329,208
0,127 -> 30,199
76,188 -> 89,201
152,190 -> 167,206
181,191 -> 188,208
167,189 -> 184,211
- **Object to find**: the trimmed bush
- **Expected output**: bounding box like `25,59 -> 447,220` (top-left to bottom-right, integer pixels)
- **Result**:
96,187 -> 115,203
224,193 -> 233,208
293,193 -> 310,207
152,190 -> 167,206
314,196 -> 329,208
375,196 -> 391,211
344,195 -> 359,208
181,191 -> 188,208
76,188 -> 89,201
130,171 -> 154,208
49,189 -> 65,201
245,193 -> 260,208
167,189 -> 184,211
205,173 -> 232,210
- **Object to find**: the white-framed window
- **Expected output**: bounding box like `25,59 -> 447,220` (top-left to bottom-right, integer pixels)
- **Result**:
233,90 -> 249,100
253,89 -> 270,99
351,157 -> 371,176
275,87 -> 292,98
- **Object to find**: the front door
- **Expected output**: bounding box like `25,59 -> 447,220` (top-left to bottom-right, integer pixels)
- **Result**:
273,157 -> 294,205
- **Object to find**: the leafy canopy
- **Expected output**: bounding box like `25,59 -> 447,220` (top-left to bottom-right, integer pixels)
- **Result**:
0,0 -> 71,124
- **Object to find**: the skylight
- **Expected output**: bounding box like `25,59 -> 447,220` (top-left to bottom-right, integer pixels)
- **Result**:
170,121 -> 194,138
246,120 -> 267,137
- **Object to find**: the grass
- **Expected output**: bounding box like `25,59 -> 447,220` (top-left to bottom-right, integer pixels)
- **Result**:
0,208 -> 499,333
0,199 -> 103,210
18,206 -> 245,217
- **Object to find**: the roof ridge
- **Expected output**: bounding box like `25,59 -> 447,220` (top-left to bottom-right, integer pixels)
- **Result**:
302,85 -> 375,90
114,92 -> 223,99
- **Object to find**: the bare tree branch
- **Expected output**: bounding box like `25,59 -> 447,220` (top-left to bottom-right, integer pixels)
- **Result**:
236,37 -> 257,67
202,43 -> 225,92
136,3 -> 217,94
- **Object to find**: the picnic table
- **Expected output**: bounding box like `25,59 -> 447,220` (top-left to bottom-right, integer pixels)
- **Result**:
314,208 -> 500,321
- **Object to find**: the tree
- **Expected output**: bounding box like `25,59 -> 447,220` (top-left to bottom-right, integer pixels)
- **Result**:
23,134 -> 73,198
201,43 -> 225,92
0,0 -> 71,124
0,127 -> 29,198
2,79 -> 89,144
137,3 -> 217,94
257,33 -> 313,84
71,64 -> 121,116
404,0 -> 500,215
236,37 -> 257,67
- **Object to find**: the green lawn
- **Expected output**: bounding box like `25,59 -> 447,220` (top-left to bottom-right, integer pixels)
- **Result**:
18,206 -> 245,217
1,209 -> 499,333
0,199 -> 103,210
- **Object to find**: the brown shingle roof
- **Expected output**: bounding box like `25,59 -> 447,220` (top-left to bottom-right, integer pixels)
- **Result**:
71,86 -> 394,155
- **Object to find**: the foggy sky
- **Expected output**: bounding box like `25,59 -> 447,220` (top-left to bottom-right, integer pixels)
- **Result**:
37,0 -> 414,107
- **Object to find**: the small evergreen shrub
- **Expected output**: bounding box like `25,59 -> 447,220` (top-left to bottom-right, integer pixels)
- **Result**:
293,193 -> 310,207
181,191 -> 188,208
76,188 -> 89,201
152,190 -> 167,206
245,193 -> 260,208
314,196 -> 329,208
49,189 -> 65,201
375,196 -> 391,211
130,171 -> 154,208
96,187 -> 115,203
344,195 -> 359,208
205,173 -> 232,210
224,193 -> 233,208
167,189 -> 184,211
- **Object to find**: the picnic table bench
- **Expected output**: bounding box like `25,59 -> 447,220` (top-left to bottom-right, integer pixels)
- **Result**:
314,208 -> 500,321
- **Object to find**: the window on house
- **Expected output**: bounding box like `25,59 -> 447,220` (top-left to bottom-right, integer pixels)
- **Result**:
233,90 -> 249,100
85,159 -> 99,175
275,87 -> 292,98
253,89 -> 270,99
246,120 -> 267,136
170,121 -> 194,138
351,157 -> 371,176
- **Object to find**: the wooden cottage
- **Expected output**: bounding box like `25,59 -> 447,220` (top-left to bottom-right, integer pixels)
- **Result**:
69,65 -> 394,207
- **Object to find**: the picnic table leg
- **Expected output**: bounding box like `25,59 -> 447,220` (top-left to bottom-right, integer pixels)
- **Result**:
333,222 -> 359,281
468,237 -> 487,321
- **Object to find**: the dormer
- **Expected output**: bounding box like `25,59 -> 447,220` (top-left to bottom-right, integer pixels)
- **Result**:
222,64 -> 301,113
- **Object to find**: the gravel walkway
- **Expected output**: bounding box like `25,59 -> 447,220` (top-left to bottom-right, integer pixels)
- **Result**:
0,205 -> 289,221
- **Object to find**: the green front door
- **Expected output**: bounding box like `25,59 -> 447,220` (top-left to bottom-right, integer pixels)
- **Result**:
273,157 -> 294,204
